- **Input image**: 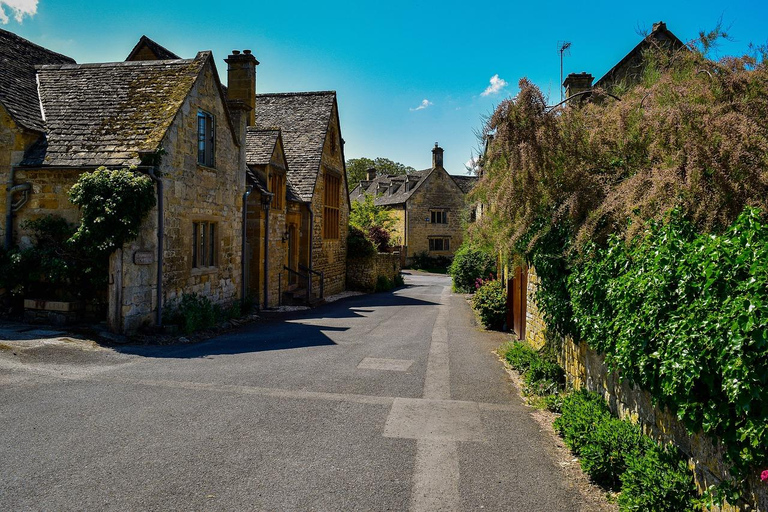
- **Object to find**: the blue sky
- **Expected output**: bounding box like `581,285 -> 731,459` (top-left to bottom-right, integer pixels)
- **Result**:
3,0 -> 768,174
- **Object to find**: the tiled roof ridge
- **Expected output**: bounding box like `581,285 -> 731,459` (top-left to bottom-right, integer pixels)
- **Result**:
0,28 -> 75,64
36,55 -> 200,71
256,90 -> 336,98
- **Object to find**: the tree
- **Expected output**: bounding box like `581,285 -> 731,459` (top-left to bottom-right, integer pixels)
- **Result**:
349,194 -> 395,232
346,157 -> 416,188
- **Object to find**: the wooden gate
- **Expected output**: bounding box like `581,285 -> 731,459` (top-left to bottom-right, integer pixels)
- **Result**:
506,266 -> 528,340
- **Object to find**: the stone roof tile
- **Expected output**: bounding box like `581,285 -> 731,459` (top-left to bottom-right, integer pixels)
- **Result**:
0,28 -> 75,132
253,91 -> 336,202
21,54 -> 207,167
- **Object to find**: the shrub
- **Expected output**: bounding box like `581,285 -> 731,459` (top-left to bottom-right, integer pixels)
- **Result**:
579,417 -> 645,490
375,275 -> 394,292
448,243 -> 495,293
347,226 -> 376,259
553,390 -> 611,456
410,251 -> 451,271
393,273 -> 405,287
471,279 -> 506,329
163,293 -> 220,334
502,341 -> 538,373
523,356 -> 565,395
367,225 -> 391,252
618,442 -> 698,511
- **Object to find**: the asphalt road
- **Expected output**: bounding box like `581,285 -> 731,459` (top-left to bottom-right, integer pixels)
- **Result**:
0,272 -> 584,511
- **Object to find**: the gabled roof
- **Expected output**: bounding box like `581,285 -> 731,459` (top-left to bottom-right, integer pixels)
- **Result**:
253,91 -> 337,202
350,169 -> 432,206
22,53 -> 210,167
451,175 -> 478,194
245,127 -> 281,166
0,28 -> 75,133
351,168 -> 477,206
126,35 -> 181,61
595,21 -> 686,90
245,126 -> 301,202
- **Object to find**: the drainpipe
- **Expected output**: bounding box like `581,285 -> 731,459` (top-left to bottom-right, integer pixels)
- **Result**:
5,167 -> 31,250
262,195 -> 273,309
147,169 -> 164,327
307,205 -> 314,290
241,185 -> 253,309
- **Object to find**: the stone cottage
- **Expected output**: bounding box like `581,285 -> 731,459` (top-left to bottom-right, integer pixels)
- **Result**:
0,29 -> 348,331
349,143 -> 476,263
251,91 -> 350,299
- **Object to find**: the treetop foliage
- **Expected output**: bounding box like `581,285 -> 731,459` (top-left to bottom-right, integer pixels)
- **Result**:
346,157 -> 416,189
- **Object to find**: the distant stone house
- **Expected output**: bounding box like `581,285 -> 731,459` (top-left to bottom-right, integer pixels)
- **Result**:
0,30 -> 348,331
349,143 -> 476,263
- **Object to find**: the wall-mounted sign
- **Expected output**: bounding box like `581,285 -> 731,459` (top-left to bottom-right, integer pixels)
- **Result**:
133,251 -> 153,265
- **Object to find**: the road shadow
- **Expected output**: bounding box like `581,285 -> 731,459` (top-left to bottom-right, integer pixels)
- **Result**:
114,289 -> 439,359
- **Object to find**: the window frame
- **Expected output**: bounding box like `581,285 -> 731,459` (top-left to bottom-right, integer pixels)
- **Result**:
430,209 -> 448,224
323,171 -> 341,240
428,237 -> 450,252
192,221 -> 218,268
270,172 -> 285,210
197,110 -> 215,167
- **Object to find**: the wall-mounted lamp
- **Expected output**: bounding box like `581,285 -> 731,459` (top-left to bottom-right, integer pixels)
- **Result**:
282,230 -> 290,242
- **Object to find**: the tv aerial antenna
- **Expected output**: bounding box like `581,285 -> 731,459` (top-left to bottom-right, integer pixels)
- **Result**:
558,41 -> 572,102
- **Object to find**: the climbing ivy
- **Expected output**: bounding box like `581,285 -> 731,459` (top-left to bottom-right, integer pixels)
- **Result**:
569,207 -> 768,486
68,167 -> 156,255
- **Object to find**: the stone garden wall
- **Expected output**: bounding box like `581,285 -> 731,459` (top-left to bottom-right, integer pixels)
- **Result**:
346,252 -> 401,292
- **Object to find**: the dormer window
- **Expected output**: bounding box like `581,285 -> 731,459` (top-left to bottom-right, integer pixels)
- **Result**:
197,110 -> 215,167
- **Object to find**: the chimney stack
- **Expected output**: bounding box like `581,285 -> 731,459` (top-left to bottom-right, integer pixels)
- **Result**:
366,168 -> 377,181
432,142 -> 444,169
563,72 -> 594,101
225,49 -> 259,126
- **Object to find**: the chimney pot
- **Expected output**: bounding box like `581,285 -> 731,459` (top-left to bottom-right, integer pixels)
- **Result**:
225,49 -> 259,126
563,72 -> 594,101
432,143 -> 444,169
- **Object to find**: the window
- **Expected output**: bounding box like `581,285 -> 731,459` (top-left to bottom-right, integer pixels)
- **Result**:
323,172 -> 341,239
429,237 -> 450,252
430,210 -> 448,224
270,172 -> 284,209
192,221 -> 217,267
197,110 -> 215,167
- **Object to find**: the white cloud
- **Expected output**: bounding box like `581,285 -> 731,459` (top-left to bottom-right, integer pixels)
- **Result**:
0,0 -> 38,24
409,99 -> 432,111
481,74 -> 508,96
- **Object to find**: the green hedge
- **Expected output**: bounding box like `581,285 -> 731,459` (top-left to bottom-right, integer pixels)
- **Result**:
569,207 -> 768,480
554,390 -> 698,509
